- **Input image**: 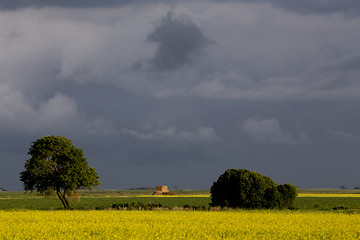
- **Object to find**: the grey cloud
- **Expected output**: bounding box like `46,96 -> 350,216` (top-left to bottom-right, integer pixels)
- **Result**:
2,0 -> 360,17
5,4 -> 360,102
122,126 -> 219,142
147,11 -> 211,71
0,0 -> 167,10
0,85 -> 117,136
325,52 -> 360,71
37,93 -> 118,136
188,76 -> 360,101
242,118 -> 310,145
270,0 -> 360,16
327,130 -> 356,141
216,0 -> 360,16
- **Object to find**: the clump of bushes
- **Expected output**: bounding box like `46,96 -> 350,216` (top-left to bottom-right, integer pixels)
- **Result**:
112,202 -> 164,210
112,202 -> 210,211
182,205 -> 210,211
210,169 -> 297,209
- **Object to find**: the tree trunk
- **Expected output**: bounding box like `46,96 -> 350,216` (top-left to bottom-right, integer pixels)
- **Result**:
56,190 -> 70,209
63,191 -> 70,209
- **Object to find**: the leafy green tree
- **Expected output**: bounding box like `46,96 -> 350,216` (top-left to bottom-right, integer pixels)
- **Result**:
20,136 -> 100,209
277,183 -> 298,209
210,169 -> 297,209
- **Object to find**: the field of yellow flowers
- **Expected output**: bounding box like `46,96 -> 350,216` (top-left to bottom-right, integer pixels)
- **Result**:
1,210 -> 360,239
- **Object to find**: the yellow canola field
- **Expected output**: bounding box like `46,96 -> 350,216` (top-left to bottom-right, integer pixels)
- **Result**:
1,210 -> 360,239
298,193 -> 360,198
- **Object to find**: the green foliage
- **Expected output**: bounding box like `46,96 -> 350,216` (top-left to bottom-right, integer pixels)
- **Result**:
277,183 -> 298,209
210,169 -> 297,209
2,190 -> 360,212
0,195 -> 212,210
111,202 -> 210,211
19,135 -> 100,209
112,202 -> 164,210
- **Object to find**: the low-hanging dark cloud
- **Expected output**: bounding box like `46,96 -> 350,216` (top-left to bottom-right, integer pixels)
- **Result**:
270,0 -> 360,16
211,0 -> 360,16
0,0 -> 163,10
147,11 -> 211,71
2,0 -> 360,17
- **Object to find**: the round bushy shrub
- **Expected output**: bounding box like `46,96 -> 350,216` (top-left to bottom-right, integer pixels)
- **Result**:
277,183 -> 298,209
210,169 -> 297,209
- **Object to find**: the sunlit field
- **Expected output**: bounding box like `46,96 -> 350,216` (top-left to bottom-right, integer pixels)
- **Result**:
1,210 -> 360,239
1,190 -> 360,211
1,190 -> 360,239
298,193 -> 360,197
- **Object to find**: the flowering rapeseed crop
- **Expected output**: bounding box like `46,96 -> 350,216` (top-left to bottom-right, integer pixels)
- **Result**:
1,210 -> 360,239
298,193 -> 360,198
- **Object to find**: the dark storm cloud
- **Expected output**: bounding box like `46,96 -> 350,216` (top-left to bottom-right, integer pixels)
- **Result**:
147,12 -> 211,71
225,0 -> 360,16
2,1 -> 360,190
2,0 -> 360,17
326,52 -> 360,71
242,118 -> 310,145
271,0 -> 360,16
0,0 -> 163,10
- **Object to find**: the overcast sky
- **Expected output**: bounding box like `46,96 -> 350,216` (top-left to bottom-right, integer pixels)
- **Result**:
1,0 -> 360,190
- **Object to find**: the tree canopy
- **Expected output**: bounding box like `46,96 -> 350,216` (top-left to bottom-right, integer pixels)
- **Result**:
210,169 -> 297,209
20,135 -> 100,209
